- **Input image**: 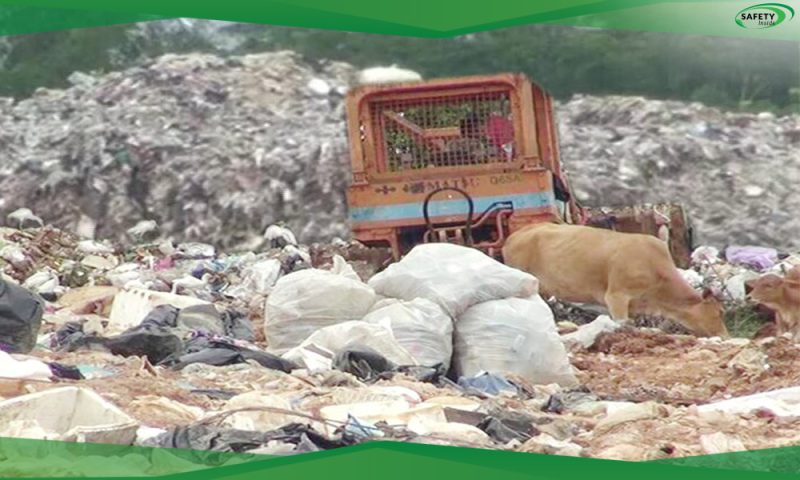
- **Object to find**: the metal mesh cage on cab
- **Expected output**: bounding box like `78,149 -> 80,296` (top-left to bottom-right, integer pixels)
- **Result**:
366,87 -> 518,174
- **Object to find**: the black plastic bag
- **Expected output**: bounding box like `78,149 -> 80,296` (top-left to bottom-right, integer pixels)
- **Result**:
332,349 -> 397,381
104,330 -> 183,365
0,278 -> 44,354
153,424 -> 272,453
395,363 -> 448,384
176,305 -> 224,334
160,336 -> 297,373
52,321 -> 89,351
51,317 -> 182,365
331,349 -> 448,384
220,309 -> 255,341
541,386 -> 597,414
48,362 -> 85,380
457,372 -> 518,396
150,423 -> 352,453
477,409 -> 539,444
101,305 -> 184,364
139,305 -> 180,329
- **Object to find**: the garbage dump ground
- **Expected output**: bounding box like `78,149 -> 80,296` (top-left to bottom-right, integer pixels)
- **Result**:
1,51 -> 799,251
3,50 -> 800,465
1,223 -> 800,464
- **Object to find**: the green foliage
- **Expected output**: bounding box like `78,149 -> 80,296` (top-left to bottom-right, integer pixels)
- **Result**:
250,25 -> 799,113
0,23 -> 214,97
724,303 -> 770,339
0,22 -> 798,114
633,303 -> 770,339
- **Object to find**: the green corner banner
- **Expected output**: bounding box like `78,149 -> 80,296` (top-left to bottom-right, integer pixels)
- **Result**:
4,437 -> 800,478
0,0 -> 799,39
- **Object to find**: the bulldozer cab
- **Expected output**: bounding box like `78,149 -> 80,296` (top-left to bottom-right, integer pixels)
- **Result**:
344,73 -> 693,268
345,73 -> 583,261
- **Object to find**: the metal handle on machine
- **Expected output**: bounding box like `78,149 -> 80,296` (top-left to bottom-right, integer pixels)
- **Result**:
422,187 -> 474,246
474,201 -> 513,225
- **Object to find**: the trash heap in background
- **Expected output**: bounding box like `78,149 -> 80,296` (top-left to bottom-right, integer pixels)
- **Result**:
690,245 -> 799,296
0,52 -> 356,250
1,52 -> 800,253
559,95 -> 800,251
4,220 -> 800,464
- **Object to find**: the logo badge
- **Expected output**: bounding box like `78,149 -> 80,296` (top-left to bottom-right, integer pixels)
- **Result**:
736,3 -> 795,29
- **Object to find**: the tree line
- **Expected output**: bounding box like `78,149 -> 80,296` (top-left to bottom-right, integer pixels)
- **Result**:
0,21 -> 797,114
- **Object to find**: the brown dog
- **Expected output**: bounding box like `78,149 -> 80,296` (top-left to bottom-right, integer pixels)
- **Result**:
502,223 -> 728,337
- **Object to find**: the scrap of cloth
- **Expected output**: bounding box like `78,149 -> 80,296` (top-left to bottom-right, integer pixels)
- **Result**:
725,246 -> 778,271
485,114 -> 514,152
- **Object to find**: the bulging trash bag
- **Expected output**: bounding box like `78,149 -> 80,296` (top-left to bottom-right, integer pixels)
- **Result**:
368,243 -> 538,318
265,269 -> 377,353
362,298 -> 453,369
367,297 -> 402,313
282,321 -> 417,371
453,295 -> 577,387
0,278 -> 44,354
329,255 -> 361,282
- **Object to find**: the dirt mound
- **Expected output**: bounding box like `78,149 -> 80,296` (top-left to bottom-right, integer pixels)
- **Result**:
574,330 -> 800,405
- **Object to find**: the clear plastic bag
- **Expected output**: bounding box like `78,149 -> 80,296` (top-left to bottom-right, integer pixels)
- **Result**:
368,243 -> 538,318
264,269 -> 376,353
454,295 -> 577,387
362,298 -> 453,368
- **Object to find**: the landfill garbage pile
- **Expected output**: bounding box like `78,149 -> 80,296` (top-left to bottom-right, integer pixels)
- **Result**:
0,51 -> 358,250
558,95 -> 800,250
2,52 -> 800,251
2,224 -> 800,464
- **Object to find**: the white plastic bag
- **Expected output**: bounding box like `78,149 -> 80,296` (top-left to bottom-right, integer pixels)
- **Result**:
368,296 -> 402,312
362,298 -> 453,368
368,243 -> 538,317
282,321 -> 417,370
357,66 -> 422,85
242,259 -> 282,294
453,295 -> 577,387
265,269 -> 377,353
0,351 -> 52,381
330,255 -> 361,282
561,315 -> 621,350
223,258 -> 282,299
697,386 -> 800,417
222,392 -> 296,431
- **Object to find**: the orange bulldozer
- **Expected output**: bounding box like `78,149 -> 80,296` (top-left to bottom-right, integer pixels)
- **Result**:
343,73 -> 694,269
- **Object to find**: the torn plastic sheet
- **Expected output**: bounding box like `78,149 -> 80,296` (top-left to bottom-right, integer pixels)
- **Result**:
149,423 -> 355,453
160,335 -> 298,373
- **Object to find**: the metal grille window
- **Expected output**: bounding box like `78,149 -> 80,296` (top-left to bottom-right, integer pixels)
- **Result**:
369,90 -> 516,173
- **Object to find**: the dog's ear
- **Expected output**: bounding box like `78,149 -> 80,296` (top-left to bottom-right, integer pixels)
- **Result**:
785,278 -> 800,288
